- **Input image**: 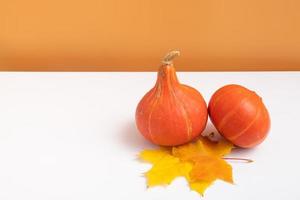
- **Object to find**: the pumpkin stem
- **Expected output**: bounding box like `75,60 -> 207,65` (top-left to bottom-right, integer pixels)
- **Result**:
223,157 -> 253,163
162,50 -> 180,65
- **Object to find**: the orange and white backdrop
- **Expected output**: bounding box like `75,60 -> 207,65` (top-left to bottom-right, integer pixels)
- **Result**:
0,0 -> 299,71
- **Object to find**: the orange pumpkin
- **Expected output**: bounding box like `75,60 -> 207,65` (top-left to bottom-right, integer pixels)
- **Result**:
208,84 -> 270,148
135,51 -> 208,146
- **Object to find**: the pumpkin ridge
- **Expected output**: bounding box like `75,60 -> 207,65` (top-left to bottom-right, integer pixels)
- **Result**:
227,97 -> 261,141
148,83 -> 162,143
217,92 -> 252,133
167,68 -> 192,142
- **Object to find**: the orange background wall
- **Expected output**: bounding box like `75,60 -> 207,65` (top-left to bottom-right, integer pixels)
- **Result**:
0,0 -> 300,71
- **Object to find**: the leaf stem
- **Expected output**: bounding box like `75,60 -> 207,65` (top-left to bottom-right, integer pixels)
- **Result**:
223,157 -> 253,163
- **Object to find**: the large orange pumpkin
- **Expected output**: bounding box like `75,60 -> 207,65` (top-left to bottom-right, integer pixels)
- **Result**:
135,51 -> 208,146
208,84 -> 270,148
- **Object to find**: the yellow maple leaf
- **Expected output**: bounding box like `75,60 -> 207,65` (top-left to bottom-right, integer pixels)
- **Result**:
139,148 -> 171,164
172,137 -> 233,161
189,156 -> 233,183
140,149 -> 192,186
139,136 -> 234,196
198,137 -> 233,157
189,181 -> 212,196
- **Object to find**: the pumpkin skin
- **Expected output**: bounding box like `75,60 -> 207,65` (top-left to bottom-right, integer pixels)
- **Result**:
208,84 -> 270,148
136,61 -> 208,146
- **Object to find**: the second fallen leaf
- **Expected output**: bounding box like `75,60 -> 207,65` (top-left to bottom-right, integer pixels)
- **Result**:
139,136 -> 234,195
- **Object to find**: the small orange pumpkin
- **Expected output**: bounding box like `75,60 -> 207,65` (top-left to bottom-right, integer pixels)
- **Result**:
135,51 -> 208,146
208,84 -> 270,148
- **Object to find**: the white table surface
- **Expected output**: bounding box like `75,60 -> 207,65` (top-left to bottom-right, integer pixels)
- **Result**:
0,72 -> 299,200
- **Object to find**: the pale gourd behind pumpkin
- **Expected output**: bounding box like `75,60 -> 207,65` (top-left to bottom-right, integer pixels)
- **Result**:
135,51 -> 208,146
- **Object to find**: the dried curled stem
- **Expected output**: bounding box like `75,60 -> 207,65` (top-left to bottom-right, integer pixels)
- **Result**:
162,50 -> 180,65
